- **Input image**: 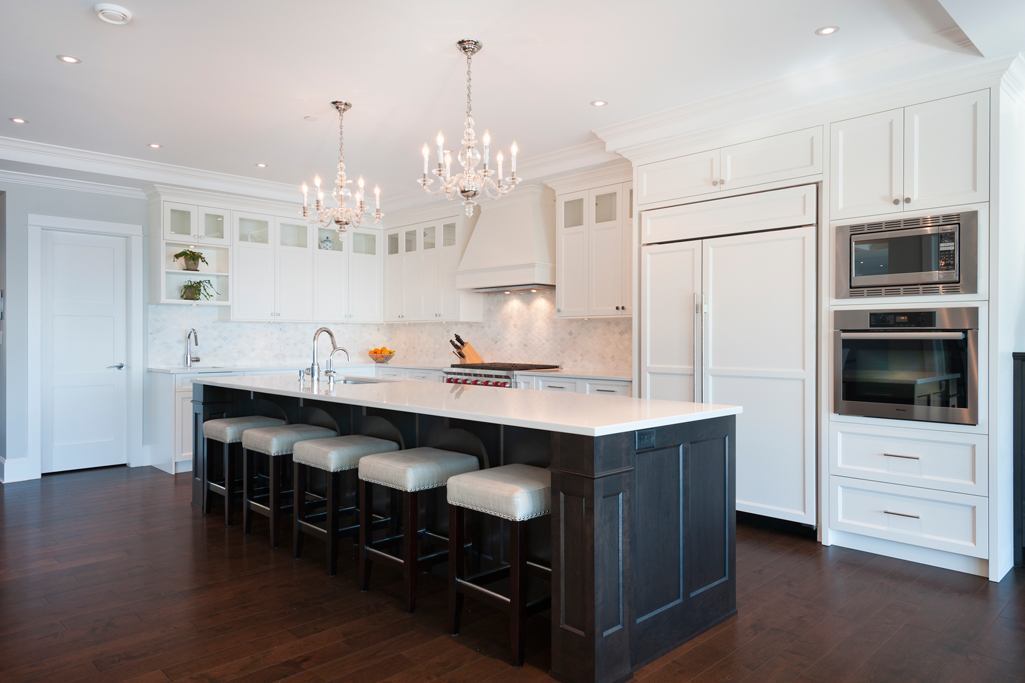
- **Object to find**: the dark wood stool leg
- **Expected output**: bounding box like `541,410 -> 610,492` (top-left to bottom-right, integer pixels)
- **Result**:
359,479 -> 373,592
269,454 -> 282,548
326,471 -> 340,577
203,437 -> 214,516
243,448 -> 254,535
223,442 -> 234,526
294,461 -> 307,559
449,504 -> 465,635
404,490 -> 419,614
509,520 -> 527,668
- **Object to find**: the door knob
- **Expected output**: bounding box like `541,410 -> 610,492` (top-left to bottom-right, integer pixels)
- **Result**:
108,363 -> 125,370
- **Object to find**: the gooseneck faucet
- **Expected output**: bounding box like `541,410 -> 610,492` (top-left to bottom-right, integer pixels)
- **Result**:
325,346 -> 350,378
185,328 -> 200,368
311,327 -> 337,379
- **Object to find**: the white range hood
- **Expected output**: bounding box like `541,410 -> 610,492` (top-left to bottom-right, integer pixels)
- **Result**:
454,185 -> 556,292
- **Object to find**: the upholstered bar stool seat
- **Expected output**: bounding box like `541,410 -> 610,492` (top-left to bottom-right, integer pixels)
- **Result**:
446,464 -> 551,522
358,447 -> 481,613
242,424 -> 338,548
447,464 -> 553,668
201,415 -> 285,526
204,415 -> 285,444
292,435 -> 401,576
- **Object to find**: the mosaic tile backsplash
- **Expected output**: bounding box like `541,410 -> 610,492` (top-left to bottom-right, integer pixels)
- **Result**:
147,290 -> 632,373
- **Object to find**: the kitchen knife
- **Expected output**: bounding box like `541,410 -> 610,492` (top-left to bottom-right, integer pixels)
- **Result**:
449,340 -> 466,358
454,334 -> 466,348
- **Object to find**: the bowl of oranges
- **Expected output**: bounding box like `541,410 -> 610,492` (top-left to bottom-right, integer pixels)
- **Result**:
368,347 -> 395,364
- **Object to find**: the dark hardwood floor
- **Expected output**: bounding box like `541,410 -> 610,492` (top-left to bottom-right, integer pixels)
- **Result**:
0,466 -> 1022,683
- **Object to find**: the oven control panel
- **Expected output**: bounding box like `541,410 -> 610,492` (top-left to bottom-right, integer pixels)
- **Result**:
869,311 -> 937,328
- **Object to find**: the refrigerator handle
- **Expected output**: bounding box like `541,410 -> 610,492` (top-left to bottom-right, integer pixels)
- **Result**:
694,292 -> 702,403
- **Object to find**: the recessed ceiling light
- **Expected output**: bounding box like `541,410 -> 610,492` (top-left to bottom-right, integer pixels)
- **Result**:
57,55 -> 81,64
255,163 -> 267,168
148,143 -> 161,148
815,26 -> 839,35
94,3 -> 133,24
10,118 -> 27,124
590,100 -> 607,107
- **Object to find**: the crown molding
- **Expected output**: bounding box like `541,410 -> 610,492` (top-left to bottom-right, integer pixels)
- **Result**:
0,136 -> 300,203
999,54 -> 1025,106
595,28 -> 980,154
544,161 -> 632,194
0,168 -> 147,200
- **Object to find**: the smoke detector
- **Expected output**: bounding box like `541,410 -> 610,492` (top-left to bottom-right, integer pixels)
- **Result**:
94,4 -> 132,24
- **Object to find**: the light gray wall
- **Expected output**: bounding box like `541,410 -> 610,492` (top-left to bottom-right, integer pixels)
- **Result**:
0,182 -> 147,481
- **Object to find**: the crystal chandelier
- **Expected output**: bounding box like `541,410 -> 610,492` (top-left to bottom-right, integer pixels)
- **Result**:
419,40 -> 519,216
301,101 -> 383,234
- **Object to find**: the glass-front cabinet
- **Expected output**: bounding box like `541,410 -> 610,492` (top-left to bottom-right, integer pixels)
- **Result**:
162,202 -> 230,245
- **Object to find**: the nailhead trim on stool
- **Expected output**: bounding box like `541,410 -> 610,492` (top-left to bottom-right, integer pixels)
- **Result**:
201,416 -> 284,526
293,435 -> 400,472
446,464 -> 551,522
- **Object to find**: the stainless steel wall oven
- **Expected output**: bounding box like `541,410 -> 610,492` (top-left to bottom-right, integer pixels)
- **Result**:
836,210 -> 977,298
834,307 -> 979,425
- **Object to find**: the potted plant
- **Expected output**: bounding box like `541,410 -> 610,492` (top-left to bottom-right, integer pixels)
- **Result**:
180,279 -> 218,301
173,248 -> 208,272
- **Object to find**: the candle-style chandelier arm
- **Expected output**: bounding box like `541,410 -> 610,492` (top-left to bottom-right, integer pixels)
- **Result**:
300,100 -> 383,234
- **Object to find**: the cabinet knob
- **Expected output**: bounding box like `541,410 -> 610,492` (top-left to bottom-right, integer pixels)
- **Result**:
712,180 -> 718,186
893,199 -> 900,205
720,179 -> 725,185
615,306 -> 620,310
904,197 -> 911,204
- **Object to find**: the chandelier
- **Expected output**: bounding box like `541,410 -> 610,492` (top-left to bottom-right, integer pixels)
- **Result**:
419,40 -> 519,216
301,101 -> 382,234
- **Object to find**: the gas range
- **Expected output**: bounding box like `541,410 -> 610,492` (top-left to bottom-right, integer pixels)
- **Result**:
443,363 -> 561,388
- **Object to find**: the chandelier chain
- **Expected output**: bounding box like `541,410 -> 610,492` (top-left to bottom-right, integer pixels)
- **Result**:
466,54 -> 472,118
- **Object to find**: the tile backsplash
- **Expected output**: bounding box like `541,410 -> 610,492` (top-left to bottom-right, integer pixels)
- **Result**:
147,290 -> 632,373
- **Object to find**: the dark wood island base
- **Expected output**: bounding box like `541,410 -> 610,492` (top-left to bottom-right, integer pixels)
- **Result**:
192,379 -> 737,683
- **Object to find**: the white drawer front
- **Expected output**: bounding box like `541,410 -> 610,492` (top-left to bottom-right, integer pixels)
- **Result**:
830,476 -> 987,558
585,381 -> 631,396
538,378 -> 580,393
177,371 -> 235,390
406,371 -> 441,382
375,367 -> 405,379
829,423 -> 987,496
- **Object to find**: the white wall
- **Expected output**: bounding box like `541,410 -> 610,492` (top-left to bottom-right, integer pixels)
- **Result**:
148,290 -> 632,373
0,182 -> 148,482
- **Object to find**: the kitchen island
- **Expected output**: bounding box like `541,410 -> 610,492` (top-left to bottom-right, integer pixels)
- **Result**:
191,374 -> 741,683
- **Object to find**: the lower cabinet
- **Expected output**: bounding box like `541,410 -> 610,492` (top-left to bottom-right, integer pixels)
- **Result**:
373,366 -> 443,382
519,374 -> 632,395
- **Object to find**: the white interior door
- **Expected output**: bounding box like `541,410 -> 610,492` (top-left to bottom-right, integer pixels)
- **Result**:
640,241 -> 702,401
41,231 -> 128,473
702,226 -> 816,524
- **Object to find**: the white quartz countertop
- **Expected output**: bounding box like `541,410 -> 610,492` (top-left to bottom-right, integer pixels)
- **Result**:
148,363 -> 375,374
193,374 -> 740,437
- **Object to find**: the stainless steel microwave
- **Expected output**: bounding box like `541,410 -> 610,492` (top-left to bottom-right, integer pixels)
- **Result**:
833,307 -> 979,425
836,211 -> 977,298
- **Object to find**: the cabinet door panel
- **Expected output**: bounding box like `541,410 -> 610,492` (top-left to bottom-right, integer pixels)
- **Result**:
589,185 -> 624,316
275,220 -> 313,320
402,228 -> 420,320
904,90 -> 989,211
197,206 -> 229,245
722,126 -> 822,191
314,250 -> 348,321
702,226 -> 815,525
440,222 -> 461,320
233,245 -> 275,320
556,191 -> 589,318
163,202 -> 196,241
637,149 -> 719,206
830,109 -> 903,220
419,223 -> 441,319
349,229 -> 382,322
621,182 -> 633,316
641,241 -> 701,402
383,230 -> 403,321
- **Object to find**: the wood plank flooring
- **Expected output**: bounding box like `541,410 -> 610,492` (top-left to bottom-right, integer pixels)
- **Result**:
0,465 -> 1022,682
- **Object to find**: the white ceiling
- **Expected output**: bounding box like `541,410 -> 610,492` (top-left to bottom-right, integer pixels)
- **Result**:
0,0 -> 983,201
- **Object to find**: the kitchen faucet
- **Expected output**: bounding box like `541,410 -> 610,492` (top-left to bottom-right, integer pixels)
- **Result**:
185,329 -> 200,368
310,327 -> 337,379
324,346 -> 350,378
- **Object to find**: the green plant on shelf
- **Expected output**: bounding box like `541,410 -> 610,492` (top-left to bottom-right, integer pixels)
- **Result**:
180,279 -> 218,301
172,248 -> 209,271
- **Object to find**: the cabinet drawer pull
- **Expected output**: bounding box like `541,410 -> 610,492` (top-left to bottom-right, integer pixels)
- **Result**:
883,510 -> 920,519
595,389 -> 616,393
547,385 -> 565,389
883,453 -> 920,460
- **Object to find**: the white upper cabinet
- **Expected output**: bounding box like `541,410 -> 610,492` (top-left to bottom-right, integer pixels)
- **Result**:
903,90 -> 989,212
383,229 -> 405,320
197,206 -> 230,245
162,202 -> 231,245
556,180 -> 633,319
233,213 -> 274,321
830,109 -> 904,220
419,223 -> 441,318
275,219 -> 314,321
348,228 -> 382,322
438,222 -> 462,320
313,227 -> 348,322
556,191 -> 589,318
163,202 -> 196,242
402,227 -> 420,319
637,127 -> 822,207
830,91 -> 989,220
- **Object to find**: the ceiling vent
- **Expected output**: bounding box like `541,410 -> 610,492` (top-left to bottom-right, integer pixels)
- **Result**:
94,4 -> 132,24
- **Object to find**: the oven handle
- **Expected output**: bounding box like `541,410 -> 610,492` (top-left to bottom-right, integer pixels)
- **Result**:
839,331 -> 966,340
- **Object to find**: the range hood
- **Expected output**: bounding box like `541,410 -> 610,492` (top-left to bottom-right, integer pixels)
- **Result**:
454,185 -> 556,292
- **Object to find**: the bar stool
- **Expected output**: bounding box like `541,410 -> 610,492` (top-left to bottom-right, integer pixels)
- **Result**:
293,435 -> 401,576
242,423 -> 337,547
201,415 -> 285,525
358,447 -> 481,613
446,464 -> 552,668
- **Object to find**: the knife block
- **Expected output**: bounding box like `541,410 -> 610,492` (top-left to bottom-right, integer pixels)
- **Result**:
460,343 -> 484,364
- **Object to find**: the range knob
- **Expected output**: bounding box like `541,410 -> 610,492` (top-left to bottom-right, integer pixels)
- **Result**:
461,379 -> 471,385
473,380 -> 482,385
